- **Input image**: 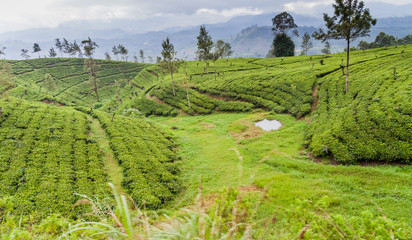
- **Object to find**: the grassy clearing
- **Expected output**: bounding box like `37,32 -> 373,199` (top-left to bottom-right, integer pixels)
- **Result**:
151,112 -> 412,238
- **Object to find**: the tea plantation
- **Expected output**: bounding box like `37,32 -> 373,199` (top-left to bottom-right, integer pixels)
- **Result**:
8,58 -> 148,107
0,99 -> 108,216
0,45 -> 411,238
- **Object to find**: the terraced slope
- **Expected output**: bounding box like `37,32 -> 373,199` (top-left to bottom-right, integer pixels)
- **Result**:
76,107 -> 181,208
0,99 -> 108,216
8,58 -> 147,107
305,47 -> 412,163
143,45 -> 412,163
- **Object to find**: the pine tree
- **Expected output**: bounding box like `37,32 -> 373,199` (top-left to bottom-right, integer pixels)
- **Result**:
301,32 -> 313,55
196,26 -> 213,74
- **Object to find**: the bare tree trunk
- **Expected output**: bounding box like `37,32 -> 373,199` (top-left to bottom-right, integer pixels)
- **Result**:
205,61 -> 209,74
346,39 -> 350,93
94,79 -> 100,102
214,61 -> 217,81
171,73 -> 175,96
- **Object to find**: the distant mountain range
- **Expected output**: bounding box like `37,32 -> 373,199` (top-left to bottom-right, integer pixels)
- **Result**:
0,8 -> 411,60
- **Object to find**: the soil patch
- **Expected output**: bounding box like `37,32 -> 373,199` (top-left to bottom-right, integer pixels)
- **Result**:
200,121 -> 215,129
228,119 -> 266,141
41,98 -> 64,106
238,185 -> 265,193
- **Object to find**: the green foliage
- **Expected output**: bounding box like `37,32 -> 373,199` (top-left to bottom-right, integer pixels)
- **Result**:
150,84 -> 254,115
301,32 -> 313,55
8,58 -> 146,107
358,32 -> 412,50
80,109 -> 181,208
152,112 -> 412,239
0,99 -> 108,216
272,33 -> 295,57
43,73 -> 56,92
129,98 -> 179,117
0,62 -> 14,97
196,25 -> 214,61
305,46 -> 412,163
271,11 -> 298,36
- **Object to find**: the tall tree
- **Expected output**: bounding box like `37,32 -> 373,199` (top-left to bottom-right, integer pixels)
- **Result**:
223,42 -> 233,58
321,41 -> 332,54
33,43 -> 41,58
148,56 -> 153,63
21,49 -> 30,59
81,37 -> 99,58
214,40 -> 226,57
70,41 -> 82,58
196,25 -> 213,74
112,45 -> 120,60
300,32 -> 313,55
161,37 -> 180,96
62,38 -> 71,57
117,45 -> 128,61
84,58 -> 100,102
313,0 -> 376,93
182,61 -> 191,110
54,38 -> 63,57
139,49 -> 145,63
105,52 -> 111,60
211,40 -> 230,81
0,47 -> 5,59
271,12 -> 298,57
49,48 -> 57,58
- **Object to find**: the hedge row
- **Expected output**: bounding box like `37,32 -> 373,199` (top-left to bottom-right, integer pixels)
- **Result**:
305,47 -> 412,163
150,84 -> 254,115
0,99 -> 108,216
77,108 -> 181,208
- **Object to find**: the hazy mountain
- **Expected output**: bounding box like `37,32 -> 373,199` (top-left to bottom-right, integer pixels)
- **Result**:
0,8 -> 410,60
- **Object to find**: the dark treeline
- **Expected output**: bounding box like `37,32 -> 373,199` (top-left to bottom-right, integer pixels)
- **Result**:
358,32 -> 412,50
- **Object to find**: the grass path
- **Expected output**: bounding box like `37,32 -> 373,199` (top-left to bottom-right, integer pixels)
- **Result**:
88,116 -> 124,190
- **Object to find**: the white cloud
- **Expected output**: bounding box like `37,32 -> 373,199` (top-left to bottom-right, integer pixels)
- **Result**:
0,0 -> 410,33
196,7 -> 263,17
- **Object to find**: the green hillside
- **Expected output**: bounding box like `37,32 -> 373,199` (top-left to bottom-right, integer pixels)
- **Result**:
0,98 -> 181,234
0,46 -> 411,238
8,58 -> 148,107
138,45 -> 412,164
0,99 -> 108,216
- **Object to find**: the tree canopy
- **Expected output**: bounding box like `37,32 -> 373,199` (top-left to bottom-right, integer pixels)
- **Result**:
271,12 -> 298,57
272,11 -> 299,37
161,37 -> 180,96
313,0 -> 376,92
196,25 -> 213,61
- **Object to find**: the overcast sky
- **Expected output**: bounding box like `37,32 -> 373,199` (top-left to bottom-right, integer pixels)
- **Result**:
0,0 -> 411,33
